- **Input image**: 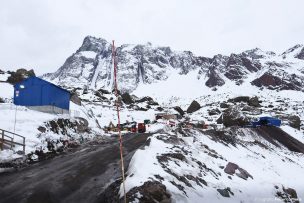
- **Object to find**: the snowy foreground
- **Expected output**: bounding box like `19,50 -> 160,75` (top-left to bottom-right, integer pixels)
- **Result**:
1,76 -> 304,202
123,126 -> 304,203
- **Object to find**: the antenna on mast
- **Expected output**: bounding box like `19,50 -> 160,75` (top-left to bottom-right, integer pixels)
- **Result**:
112,40 -> 127,203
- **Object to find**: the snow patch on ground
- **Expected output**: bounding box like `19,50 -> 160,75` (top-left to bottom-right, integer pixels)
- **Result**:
0,82 -> 14,100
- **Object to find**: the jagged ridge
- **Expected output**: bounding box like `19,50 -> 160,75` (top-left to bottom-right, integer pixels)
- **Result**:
43,36 -> 304,93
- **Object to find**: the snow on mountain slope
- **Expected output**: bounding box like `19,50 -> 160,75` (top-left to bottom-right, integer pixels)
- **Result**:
43,36 -> 304,95
281,44 -> 304,60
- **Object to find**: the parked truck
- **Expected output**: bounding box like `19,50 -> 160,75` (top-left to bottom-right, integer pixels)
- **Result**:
137,123 -> 146,133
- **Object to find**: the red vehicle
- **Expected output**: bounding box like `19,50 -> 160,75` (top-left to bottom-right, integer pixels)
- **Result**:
131,124 -> 137,133
137,123 -> 146,133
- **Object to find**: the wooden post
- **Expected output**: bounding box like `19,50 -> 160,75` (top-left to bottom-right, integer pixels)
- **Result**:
10,137 -> 13,149
0,130 -> 3,151
23,137 -> 25,154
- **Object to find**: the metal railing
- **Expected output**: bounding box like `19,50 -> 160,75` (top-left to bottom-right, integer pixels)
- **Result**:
0,128 -> 25,154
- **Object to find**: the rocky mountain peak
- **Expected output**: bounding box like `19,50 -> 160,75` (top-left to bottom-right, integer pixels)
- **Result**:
281,44 -> 304,59
43,36 -> 304,93
77,35 -> 110,53
296,46 -> 304,60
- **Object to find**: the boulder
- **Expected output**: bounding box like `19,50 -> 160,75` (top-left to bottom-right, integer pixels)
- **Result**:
208,108 -> 221,116
216,115 -> 223,124
186,100 -> 201,113
37,126 -> 46,133
125,181 -> 171,203
174,106 -> 185,116
224,162 -> 253,180
222,106 -> 250,127
121,92 -> 134,104
70,93 -> 82,106
236,168 -> 253,180
148,100 -> 159,106
94,91 -> 108,101
220,103 -> 230,108
228,96 -> 250,103
224,162 -> 239,175
0,97 -> 4,103
156,106 -> 164,111
248,96 -> 261,107
136,96 -> 154,103
288,115 -> 301,130
97,88 -> 110,94
217,188 -> 233,198
75,117 -> 89,132
283,188 -> 298,200
276,186 -> 299,203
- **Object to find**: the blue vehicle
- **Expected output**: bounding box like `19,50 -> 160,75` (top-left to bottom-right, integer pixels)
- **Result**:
252,117 -> 281,127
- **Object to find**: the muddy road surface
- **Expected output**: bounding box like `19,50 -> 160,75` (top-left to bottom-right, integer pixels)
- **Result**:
0,133 -> 151,203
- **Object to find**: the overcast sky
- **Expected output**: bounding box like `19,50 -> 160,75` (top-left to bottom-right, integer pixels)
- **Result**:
1,0 -> 304,75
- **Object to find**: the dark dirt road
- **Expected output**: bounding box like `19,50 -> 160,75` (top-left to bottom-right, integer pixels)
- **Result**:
0,133 -> 151,203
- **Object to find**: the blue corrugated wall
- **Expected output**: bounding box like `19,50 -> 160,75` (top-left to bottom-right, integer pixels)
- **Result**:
14,76 -> 70,110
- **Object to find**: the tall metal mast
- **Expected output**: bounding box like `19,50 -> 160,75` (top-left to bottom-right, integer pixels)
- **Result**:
112,40 -> 127,203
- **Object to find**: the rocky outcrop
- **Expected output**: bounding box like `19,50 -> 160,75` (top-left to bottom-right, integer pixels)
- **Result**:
205,69 -> 225,87
276,186 -> 300,203
186,100 -> 201,113
228,96 -> 261,107
248,96 -> 261,107
217,188 -> 234,198
222,53 -> 262,85
45,118 -> 89,135
174,106 -> 185,116
296,47 -> 304,59
208,108 -> 221,116
220,102 -> 230,108
121,92 -> 134,104
7,68 -> 35,85
288,115 -> 301,130
70,93 -> 82,106
251,72 -> 302,91
224,162 -> 253,180
127,181 -> 171,203
228,96 -> 250,103
222,106 -> 250,127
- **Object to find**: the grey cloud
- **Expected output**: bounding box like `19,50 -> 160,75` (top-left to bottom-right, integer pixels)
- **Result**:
0,0 -> 304,75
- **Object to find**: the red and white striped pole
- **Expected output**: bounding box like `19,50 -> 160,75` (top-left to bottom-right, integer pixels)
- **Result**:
112,40 -> 127,203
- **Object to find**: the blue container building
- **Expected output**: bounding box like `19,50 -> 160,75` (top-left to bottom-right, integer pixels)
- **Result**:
14,76 -> 70,114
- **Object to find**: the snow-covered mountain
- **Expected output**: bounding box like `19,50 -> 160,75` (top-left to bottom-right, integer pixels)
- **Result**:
2,36 -> 304,203
43,36 -> 304,94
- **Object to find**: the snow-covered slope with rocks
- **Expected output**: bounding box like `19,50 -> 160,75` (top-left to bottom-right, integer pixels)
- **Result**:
121,126 -> 304,203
